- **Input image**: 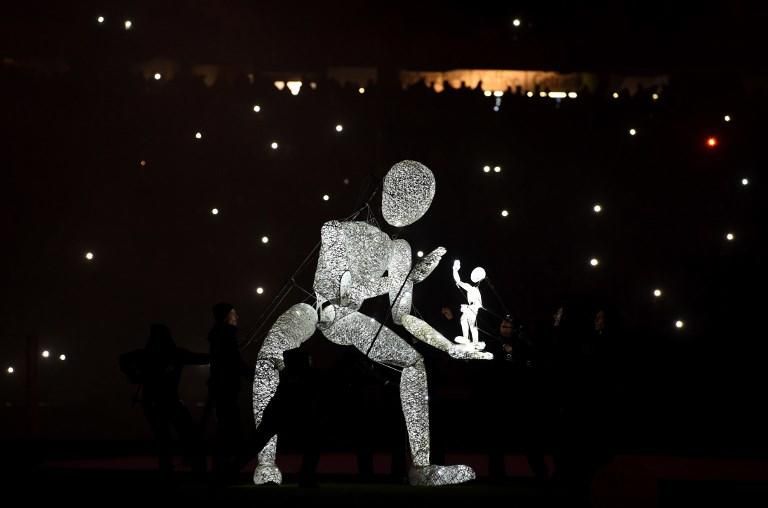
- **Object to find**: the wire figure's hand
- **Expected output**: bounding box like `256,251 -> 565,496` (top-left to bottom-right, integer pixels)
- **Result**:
453,259 -> 461,271
448,344 -> 493,360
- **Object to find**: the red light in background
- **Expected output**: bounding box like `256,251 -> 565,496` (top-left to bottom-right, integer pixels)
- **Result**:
706,136 -> 718,148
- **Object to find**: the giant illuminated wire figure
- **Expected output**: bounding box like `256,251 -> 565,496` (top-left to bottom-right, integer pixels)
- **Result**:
251,160 -> 492,487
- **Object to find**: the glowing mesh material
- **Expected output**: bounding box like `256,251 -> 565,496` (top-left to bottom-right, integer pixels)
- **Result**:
252,161 -> 490,487
381,160 -> 435,227
252,303 -> 316,485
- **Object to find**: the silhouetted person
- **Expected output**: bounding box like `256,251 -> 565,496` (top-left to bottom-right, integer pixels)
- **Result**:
551,302 -> 611,506
208,303 -> 251,481
488,316 -> 550,483
119,323 -> 209,476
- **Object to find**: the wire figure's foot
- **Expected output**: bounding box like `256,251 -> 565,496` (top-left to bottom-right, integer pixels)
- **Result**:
473,341 -> 486,350
454,336 -> 469,344
408,464 -> 476,486
253,465 -> 282,485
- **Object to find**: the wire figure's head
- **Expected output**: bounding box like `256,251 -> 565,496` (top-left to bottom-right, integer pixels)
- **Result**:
470,267 -> 486,283
382,160 -> 435,227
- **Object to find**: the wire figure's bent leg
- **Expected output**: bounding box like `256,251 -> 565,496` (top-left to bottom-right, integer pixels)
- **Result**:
321,311 -> 476,486
252,303 -> 317,485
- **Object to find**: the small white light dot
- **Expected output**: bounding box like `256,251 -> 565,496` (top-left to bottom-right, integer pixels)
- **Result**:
501,209 -> 509,217
724,115 -> 731,123
124,20 -> 132,30
256,287 -> 264,295
590,258 -> 599,267
211,208 -> 219,215
417,251 -> 424,258
741,178 -> 749,186
59,354 -> 66,361
675,320 -> 684,329
195,132 -> 202,139
335,124 -> 343,132
493,106 -> 500,112
612,92 -> 619,99
6,367 -> 13,374
653,289 -> 662,298
270,141 -> 278,150
322,194 -> 330,201
483,90 -> 492,97
153,73 -> 161,81
358,87 -> 365,94
726,232 -> 734,241
483,165 -> 491,173
253,105 -> 261,113
568,92 -> 578,99
261,236 -> 269,244
97,16 -> 105,24
493,90 -> 504,97
493,166 -> 501,173
593,204 -> 602,213
85,252 -> 94,261
512,18 -> 521,27
539,91 -> 547,98
343,178 -> 350,185
526,91 -> 534,97
629,128 -> 637,136
42,350 -> 50,358
652,93 -> 659,101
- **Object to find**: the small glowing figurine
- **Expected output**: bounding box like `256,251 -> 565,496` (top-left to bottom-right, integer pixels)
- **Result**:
452,259 -> 486,350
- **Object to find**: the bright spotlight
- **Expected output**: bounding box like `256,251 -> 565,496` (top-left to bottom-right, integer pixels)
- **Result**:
6,367 -> 13,374
675,320 -> 684,329
124,20 -> 132,30
500,210 -> 509,217
706,136 -> 718,148
483,165 -> 491,173
612,92 -> 619,99
59,354 -> 66,361
274,81 -> 285,91
483,90 -> 492,97
741,178 -> 749,186
593,204 -> 602,213
724,115 -> 731,122
270,141 -> 278,150
629,128 -> 637,136
335,124 -> 343,132
322,194 -> 330,201
526,91 -> 534,97
548,91 -> 567,99
726,232 -> 734,241
653,289 -> 662,297
211,208 -> 219,215
195,132 -> 202,139
97,16 -> 105,24
493,166 -> 501,173
590,258 -> 599,267
85,252 -> 94,261
416,251 -> 424,258
652,93 -> 659,101
358,87 -> 365,94
261,236 -> 269,244
286,81 -> 302,96
153,73 -> 161,81
493,91 -> 504,97
568,92 -> 578,99
512,18 -> 521,27
42,350 -> 50,358
256,287 -> 264,295
253,105 -> 261,113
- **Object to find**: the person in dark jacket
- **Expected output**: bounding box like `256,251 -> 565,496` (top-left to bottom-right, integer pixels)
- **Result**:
119,323 -> 209,475
207,302 -> 252,480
